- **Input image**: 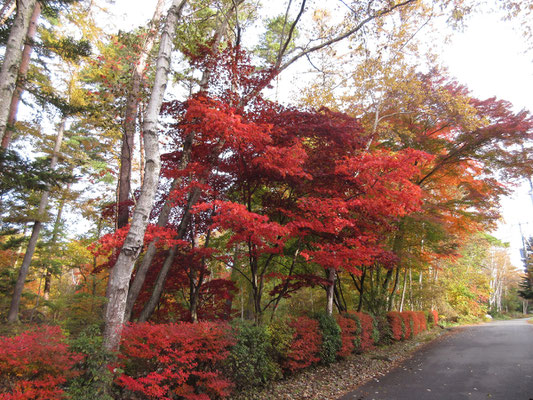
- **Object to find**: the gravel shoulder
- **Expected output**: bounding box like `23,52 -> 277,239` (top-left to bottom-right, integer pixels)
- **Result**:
230,326 -> 455,400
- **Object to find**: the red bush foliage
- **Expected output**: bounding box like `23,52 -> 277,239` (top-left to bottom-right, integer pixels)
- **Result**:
406,311 -> 420,336
399,312 -> 412,339
117,322 -> 234,400
0,326 -> 82,400
335,315 -> 358,357
283,316 -> 322,372
416,311 -> 427,331
386,311 -> 404,341
350,312 -> 375,351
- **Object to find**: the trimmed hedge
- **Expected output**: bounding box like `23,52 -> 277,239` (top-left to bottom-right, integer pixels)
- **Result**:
347,312 -> 375,352
226,320 -> 280,389
314,312 -> 342,365
282,316 -> 322,373
335,315 -> 358,357
116,322 -> 234,400
387,311 -> 405,341
0,310 -> 438,399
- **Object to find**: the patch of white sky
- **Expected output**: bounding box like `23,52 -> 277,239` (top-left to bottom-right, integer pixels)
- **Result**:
441,9 -> 533,268
101,0 -> 533,266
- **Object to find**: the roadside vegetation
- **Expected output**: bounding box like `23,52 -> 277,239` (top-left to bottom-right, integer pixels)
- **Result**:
1,0 -> 533,399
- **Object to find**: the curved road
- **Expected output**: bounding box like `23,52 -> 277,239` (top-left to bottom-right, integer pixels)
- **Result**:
338,319 -> 533,400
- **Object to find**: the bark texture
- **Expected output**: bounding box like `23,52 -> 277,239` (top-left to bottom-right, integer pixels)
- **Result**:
1,1 -> 40,149
326,267 -> 336,315
116,0 -> 165,229
0,0 -> 38,145
103,0 -> 187,352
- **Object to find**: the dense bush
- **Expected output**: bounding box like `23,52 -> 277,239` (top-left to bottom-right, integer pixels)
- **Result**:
65,326 -> 114,400
349,312 -> 375,351
0,326 -> 82,400
0,309 -> 438,399
406,311 -> 420,336
371,315 -> 380,345
267,319 -> 295,365
226,321 -> 279,389
314,312 -> 342,365
416,311 -> 427,332
430,310 -> 439,326
400,312 -> 412,339
373,314 -> 393,345
282,316 -> 322,373
425,311 -> 434,328
117,322 -> 234,400
335,315 -> 358,357
386,311 -> 405,341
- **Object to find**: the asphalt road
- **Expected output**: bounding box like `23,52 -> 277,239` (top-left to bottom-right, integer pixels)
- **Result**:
338,319 -> 533,400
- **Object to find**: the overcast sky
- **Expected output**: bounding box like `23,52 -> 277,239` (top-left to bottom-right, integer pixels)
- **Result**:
443,11 -> 533,267
106,0 -> 533,267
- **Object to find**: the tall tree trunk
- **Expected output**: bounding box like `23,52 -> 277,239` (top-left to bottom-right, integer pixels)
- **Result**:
0,0 -> 16,24
387,266 -> 401,311
1,1 -> 40,149
224,246 -> 240,319
135,186 -> 201,322
189,228 -> 211,323
350,268 -> 366,312
116,0 -> 165,229
399,267 -> 407,312
326,267 -> 336,315
139,106 -> 145,185
0,0 -> 37,145
103,0 -> 187,352
123,9 -> 235,321
43,184 -> 68,301
7,116 -> 66,323
124,134 -> 194,321
408,266 -> 413,309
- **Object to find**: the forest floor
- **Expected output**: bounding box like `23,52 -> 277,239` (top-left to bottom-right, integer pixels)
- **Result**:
230,326 -> 454,400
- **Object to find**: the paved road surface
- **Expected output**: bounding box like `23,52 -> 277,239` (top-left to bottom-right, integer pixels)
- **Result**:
338,319 -> 533,400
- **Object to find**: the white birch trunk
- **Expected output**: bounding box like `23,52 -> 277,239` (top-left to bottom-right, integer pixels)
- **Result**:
0,0 -> 37,144
326,267 -> 336,315
123,12 -> 233,321
102,0 -> 187,352
1,2 -> 40,149
116,0 -> 165,229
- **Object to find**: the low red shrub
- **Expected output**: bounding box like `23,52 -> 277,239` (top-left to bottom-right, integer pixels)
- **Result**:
400,312 -> 412,339
405,311 -> 420,336
430,310 -> 438,326
0,326 -> 82,400
335,315 -> 358,357
416,312 -> 427,331
283,316 -> 322,372
117,321 -> 234,400
386,311 -> 404,341
348,312 -> 375,351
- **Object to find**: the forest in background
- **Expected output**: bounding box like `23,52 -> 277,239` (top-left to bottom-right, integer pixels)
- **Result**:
1,0 -> 533,397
